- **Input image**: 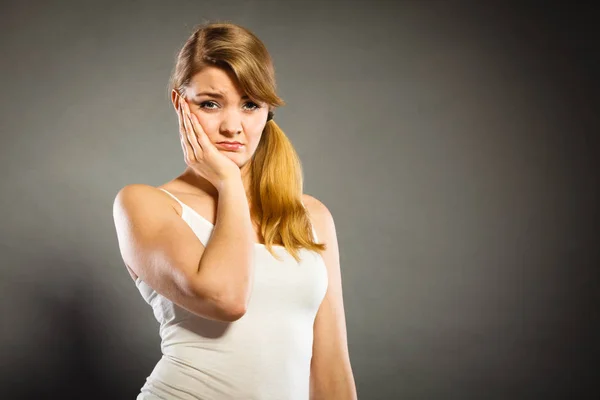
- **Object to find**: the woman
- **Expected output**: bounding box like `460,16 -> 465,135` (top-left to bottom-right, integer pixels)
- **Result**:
113,22 -> 357,399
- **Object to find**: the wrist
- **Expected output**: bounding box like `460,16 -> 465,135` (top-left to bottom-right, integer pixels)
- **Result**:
216,175 -> 245,194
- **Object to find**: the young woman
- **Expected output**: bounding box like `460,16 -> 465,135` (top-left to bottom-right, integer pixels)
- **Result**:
113,22 -> 357,399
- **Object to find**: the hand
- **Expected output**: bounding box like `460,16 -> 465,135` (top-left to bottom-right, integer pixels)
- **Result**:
177,96 -> 242,190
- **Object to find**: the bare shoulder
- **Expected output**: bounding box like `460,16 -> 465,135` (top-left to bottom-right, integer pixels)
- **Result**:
112,184 -> 183,281
115,183 -> 163,202
114,183 -> 157,210
302,194 -> 333,221
301,194 -> 336,244
114,183 -> 181,217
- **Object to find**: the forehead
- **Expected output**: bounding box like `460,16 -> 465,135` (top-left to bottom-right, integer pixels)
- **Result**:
187,66 -> 244,98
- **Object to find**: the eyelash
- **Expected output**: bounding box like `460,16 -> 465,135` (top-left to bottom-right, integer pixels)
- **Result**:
198,101 -> 261,111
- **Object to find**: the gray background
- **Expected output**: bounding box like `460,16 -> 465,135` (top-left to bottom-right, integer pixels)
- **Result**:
1,1 -> 598,399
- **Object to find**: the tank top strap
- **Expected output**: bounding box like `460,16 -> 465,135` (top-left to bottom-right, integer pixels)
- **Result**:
160,187 -> 319,243
158,187 -> 214,246
158,188 -> 186,209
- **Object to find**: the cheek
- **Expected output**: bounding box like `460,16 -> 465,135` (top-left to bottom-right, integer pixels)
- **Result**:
192,113 -> 218,135
238,118 -> 264,142
247,126 -> 265,146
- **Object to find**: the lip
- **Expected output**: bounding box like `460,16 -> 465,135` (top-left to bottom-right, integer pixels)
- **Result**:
216,142 -> 244,151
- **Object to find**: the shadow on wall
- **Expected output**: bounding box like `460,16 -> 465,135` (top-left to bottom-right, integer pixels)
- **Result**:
1,247 -> 131,399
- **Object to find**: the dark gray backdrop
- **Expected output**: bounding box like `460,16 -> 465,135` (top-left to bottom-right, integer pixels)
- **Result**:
1,1 -> 598,399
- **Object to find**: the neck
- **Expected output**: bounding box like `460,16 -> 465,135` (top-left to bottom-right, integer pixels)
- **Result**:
180,165 -> 253,198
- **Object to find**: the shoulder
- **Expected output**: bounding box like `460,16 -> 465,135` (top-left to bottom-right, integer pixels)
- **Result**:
302,194 -> 332,220
302,193 -> 331,215
113,184 -> 181,217
114,183 -> 163,204
302,194 -> 337,242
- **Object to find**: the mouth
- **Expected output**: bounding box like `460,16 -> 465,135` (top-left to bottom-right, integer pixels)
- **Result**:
216,142 -> 244,151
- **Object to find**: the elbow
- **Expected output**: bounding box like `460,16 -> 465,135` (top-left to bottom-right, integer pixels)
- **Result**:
220,301 -> 248,321
194,284 -> 249,322
189,276 -> 250,322
192,295 -> 248,322
209,288 -> 249,321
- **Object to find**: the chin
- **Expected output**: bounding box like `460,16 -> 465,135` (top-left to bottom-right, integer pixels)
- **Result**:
222,153 -> 248,168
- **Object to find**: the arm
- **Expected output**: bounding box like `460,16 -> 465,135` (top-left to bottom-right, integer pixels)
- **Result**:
305,195 -> 357,400
112,182 -> 254,322
195,179 -> 255,313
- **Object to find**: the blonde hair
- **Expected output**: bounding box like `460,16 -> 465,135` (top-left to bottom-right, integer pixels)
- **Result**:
168,21 -> 326,261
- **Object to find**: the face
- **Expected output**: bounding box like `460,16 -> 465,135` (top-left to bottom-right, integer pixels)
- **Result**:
173,66 -> 269,170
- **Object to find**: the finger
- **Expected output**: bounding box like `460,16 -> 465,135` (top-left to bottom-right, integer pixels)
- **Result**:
182,99 -> 212,156
177,98 -> 194,162
188,112 -> 213,152
181,99 -> 214,155
181,100 -> 204,160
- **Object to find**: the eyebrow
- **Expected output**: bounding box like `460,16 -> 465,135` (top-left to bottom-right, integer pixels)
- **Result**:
194,91 -> 250,100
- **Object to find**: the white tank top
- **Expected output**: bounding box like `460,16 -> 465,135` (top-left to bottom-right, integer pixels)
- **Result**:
134,188 -> 328,400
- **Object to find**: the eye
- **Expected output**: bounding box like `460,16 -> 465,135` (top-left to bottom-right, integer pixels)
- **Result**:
197,100 -> 261,111
243,101 -> 261,111
199,101 -> 219,109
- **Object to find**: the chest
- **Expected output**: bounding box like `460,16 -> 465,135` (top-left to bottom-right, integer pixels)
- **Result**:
171,191 -> 310,245
248,246 -> 329,316
178,206 -> 328,313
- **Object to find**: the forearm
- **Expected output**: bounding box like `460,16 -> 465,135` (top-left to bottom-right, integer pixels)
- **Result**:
195,178 -> 255,309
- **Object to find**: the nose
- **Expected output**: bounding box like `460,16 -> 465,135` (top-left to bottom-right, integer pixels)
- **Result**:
219,109 -> 243,136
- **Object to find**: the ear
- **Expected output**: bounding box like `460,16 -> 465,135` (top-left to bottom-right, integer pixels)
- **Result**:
171,89 -> 183,112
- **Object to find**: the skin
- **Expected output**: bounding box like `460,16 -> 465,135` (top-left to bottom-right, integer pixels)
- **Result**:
170,66 -> 269,196
164,66 -> 357,398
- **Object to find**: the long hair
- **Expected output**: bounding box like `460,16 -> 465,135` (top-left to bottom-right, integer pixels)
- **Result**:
168,21 -> 326,261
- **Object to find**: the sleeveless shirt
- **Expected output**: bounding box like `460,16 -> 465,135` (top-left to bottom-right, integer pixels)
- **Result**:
134,188 -> 329,399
